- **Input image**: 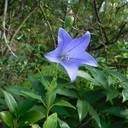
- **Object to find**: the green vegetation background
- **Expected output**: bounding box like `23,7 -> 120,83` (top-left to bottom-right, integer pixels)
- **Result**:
0,0 -> 128,128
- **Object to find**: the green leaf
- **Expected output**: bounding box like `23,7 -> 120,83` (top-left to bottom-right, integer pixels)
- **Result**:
28,75 -> 46,96
31,124 -> 41,128
0,111 -> 13,128
83,90 -> 105,104
51,106 -> 72,117
122,82 -> 128,89
39,72 -> 49,89
89,105 -> 101,128
76,99 -> 89,122
46,89 -> 56,108
100,117 -> 110,128
18,110 -> 45,127
21,91 -> 45,104
18,98 -> 37,116
0,99 -> 6,108
106,88 -> 119,103
122,89 -> 128,102
58,118 -> 70,128
105,106 -> 128,119
54,100 -> 76,109
56,88 -> 79,98
86,67 -> 108,88
5,86 -> 31,96
2,90 -> 18,113
119,109 -> 128,119
78,70 -> 98,85
109,70 -> 127,82
43,113 -> 57,128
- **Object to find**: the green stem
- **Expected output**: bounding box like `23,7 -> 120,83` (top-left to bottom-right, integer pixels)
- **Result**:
45,84 -> 54,126
13,118 -> 19,128
45,64 -> 59,125
54,64 -> 59,80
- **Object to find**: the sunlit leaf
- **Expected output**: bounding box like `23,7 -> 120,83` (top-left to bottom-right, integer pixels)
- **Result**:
56,88 -> 79,98
5,86 -> 31,96
0,111 -> 13,128
2,90 -> 18,113
21,91 -> 42,102
31,124 -> 41,128
54,100 -> 76,109
86,67 -> 109,88
39,72 -> 49,89
43,113 -> 57,128
78,70 -> 98,85
58,118 -> 70,128
122,89 -> 128,102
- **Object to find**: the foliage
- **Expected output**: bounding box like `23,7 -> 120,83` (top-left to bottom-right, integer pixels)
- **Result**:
1,65 -> 128,127
0,0 -> 128,128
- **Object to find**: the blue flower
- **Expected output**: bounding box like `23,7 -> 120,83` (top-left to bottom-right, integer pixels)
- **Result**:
44,28 -> 98,82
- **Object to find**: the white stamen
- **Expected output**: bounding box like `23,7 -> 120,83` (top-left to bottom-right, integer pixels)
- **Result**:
60,52 -> 71,62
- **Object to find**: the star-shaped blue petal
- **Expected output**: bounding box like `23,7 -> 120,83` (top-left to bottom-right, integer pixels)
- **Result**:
44,28 -> 98,82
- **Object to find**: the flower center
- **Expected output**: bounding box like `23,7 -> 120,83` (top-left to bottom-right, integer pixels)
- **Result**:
60,52 -> 71,62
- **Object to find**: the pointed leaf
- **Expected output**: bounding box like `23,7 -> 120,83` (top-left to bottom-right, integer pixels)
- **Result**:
105,106 -> 128,119
5,86 -> 31,96
18,98 -> 37,116
0,111 -> 13,128
21,91 -> 43,102
106,88 -> 119,103
58,118 -> 70,128
78,70 -> 98,85
18,110 -> 45,127
109,70 -> 127,82
43,113 -> 57,128
87,67 -> 108,88
122,89 -> 128,102
31,124 -> 41,128
122,81 -> 128,89
28,75 -> 46,96
89,105 -> 101,128
76,99 -> 89,122
56,88 -> 79,98
54,100 -> 76,109
40,72 -> 49,89
2,90 -> 18,113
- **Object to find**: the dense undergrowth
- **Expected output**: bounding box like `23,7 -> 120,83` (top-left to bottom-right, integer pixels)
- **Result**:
0,0 -> 128,128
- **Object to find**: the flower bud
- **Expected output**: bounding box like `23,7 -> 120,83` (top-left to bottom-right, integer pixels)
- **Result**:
64,10 -> 74,31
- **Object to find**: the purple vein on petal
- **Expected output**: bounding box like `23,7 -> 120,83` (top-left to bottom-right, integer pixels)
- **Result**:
65,31 -> 90,53
67,38 -> 86,52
